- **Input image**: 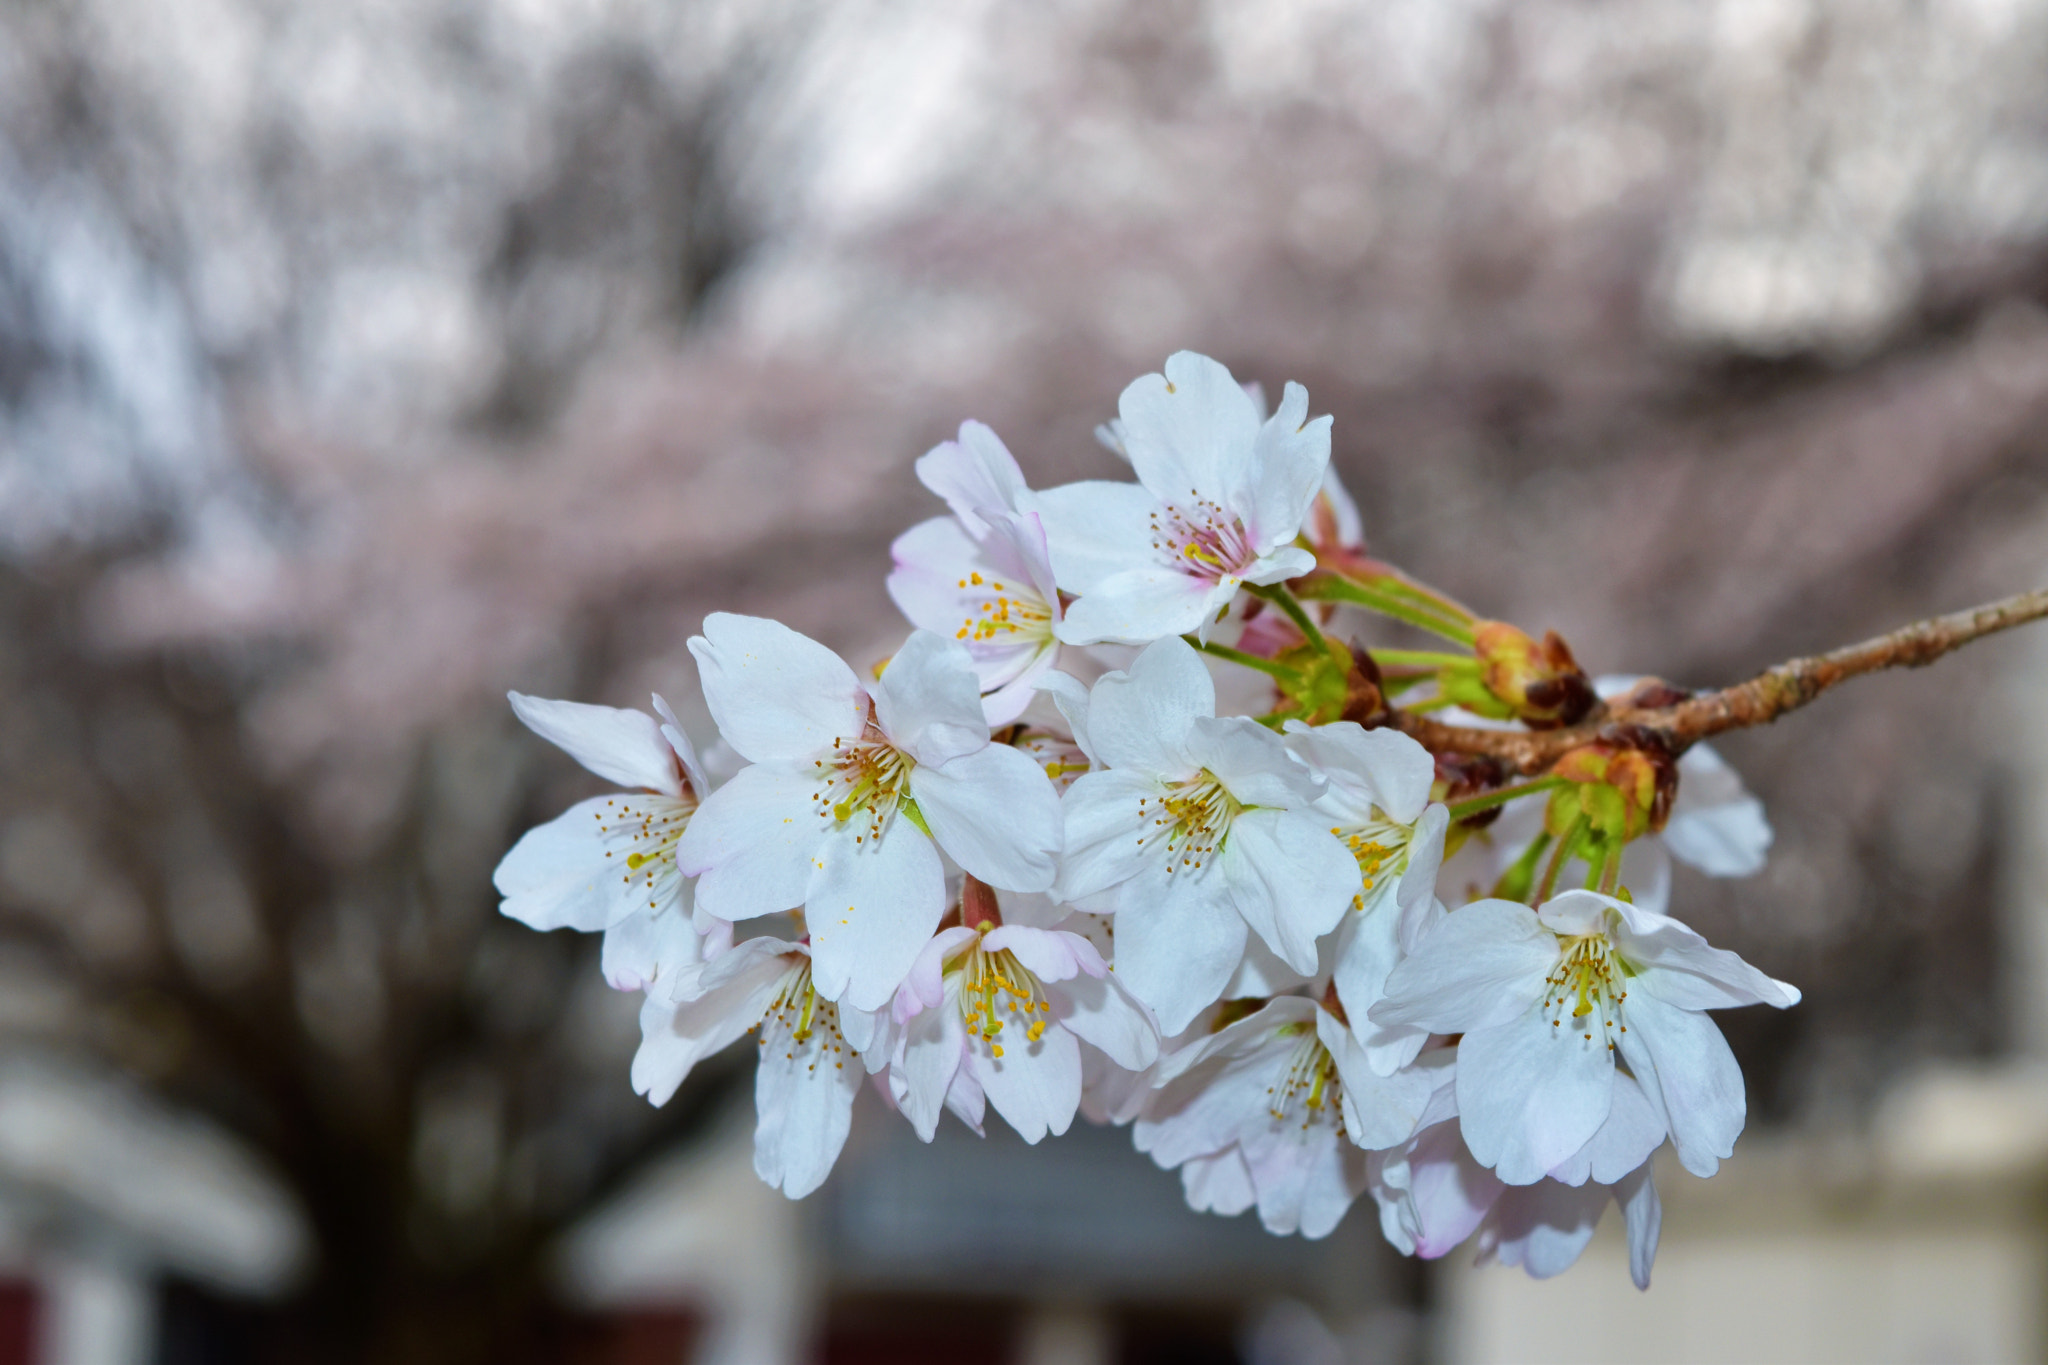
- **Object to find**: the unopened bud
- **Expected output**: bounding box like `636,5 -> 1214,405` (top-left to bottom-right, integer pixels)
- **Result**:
1473,622 -> 1597,728
1546,738 -> 1679,840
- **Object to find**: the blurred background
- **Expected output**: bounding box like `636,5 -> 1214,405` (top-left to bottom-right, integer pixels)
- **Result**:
3,0 -> 2048,1361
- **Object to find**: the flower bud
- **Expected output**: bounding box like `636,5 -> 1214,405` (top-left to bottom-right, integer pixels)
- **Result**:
1473,621 -> 1597,728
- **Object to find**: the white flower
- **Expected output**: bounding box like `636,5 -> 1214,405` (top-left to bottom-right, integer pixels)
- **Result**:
493,691 -> 718,992
889,903 -> 1158,1144
1036,351 -> 1332,645
1372,889 -> 1799,1184
1134,997 -> 1437,1238
633,937 -> 874,1198
1057,637 -> 1361,1033
889,423 -> 1066,726
676,617 -> 1063,1010
1284,720 -> 1451,1073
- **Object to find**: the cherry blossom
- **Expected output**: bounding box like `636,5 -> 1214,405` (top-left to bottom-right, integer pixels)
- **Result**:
1035,351 -> 1332,645
1056,637 -> 1360,1033
1372,889 -> 1799,1184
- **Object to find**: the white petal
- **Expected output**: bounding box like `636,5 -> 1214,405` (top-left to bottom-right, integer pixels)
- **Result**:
1085,636 -> 1212,778
1045,972 -> 1159,1071
630,942 -> 794,1103
1616,990 -> 1745,1178
887,516 -> 986,635
1456,1012 -> 1617,1186
689,614 -> 866,764
1286,720 -> 1436,825
967,1018 -> 1082,1143
806,821 -> 946,1011
1322,1009 -> 1436,1150
979,646 -> 1061,727
1664,744 -> 1772,877
1118,351 -> 1262,509
650,694 -> 713,801
1036,669 -> 1098,766
896,976 -> 967,1141
752,1020 -> 863,1197
1373,900 -> 1555,1033
1031,480 -> 1159,596
871,630 -> 990,768
915,419 -> 1029,537
676,762 -> 823,923
1615,1161 -> 1662,1290
910,742 -> 1061,892
1182,1147 -> 1257,1216
1403,1121 -> 1506,1258
1329,898 -> 1427,1076
1607,897 -> 1802,1010
1482,1180 -> 1607,1279
1247,381 -> 1332,554
1221,808 -> 1358,974
1057,566 -> 1221,647
495,796 -> 638,932
1055,769 -> 1161,903
982,925 -> 1083,982
601,902 -> 705,993
509,692 -> 681,796
1187,716 -> 1321,809
1112,862 -> 1248,1035
1224,933 -> 1309,999
1547,1071 -> 1667,1187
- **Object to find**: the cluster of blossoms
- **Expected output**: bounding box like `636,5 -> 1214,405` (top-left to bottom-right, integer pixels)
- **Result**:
494,352 -> 1799,1288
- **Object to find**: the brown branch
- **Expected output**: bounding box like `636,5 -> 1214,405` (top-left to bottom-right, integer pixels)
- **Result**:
1389,588 -> 2048,775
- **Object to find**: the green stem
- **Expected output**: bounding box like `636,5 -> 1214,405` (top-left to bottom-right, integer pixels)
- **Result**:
1445,776 -> 1563,822
1370,648 -> 1477,670
1596,843 -> 1624,895
1491,830 -> 1553,903
1186,637 -> 1303,683
1247,582 -> 1330,653
1535,816 -> 1586,904
1295,575 -> 1476,645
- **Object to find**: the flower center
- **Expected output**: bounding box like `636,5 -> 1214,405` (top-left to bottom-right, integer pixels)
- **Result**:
956,930 -> 1051,1060
1138,773 -> 1240,873
1016,730 -> 1089,792
1542,933 -> 1629,1047
1332,809 -> 1414,909
755,962 -> 851,1073
951,570 -> 1054,646
596,793 -> 697,913
810,722 -> 914,843
1149,496 -> 1255,585
1267,1022 -> 1344,1135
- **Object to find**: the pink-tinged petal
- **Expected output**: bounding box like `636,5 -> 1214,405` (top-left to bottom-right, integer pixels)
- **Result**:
1057,567 -> 1216,647
1615,990 -> 1745,1178
1221,809 -> 1357,974
985,509 -> 1062,617
601,904 -> 704,992
649,694 -> 712,801
1616,1162 -> 1662,1290
752,1019 -> 863,1198
967,1019 -> 1082,1144
896,925 -> 980,1021
630,941 -> 795,1103
1547,1071 -> 1667,1187
1112,862 -> 1248,1035
1187,717 -> 1321,809
1044,972 -> 1159,1071
1321,1008 -> 1436,1150
509,692 -> 681,796
495,796 -> 636,932
871,630 -> 990,768
1032,480 -> 1159,596
887,516 -> 985,636
895,975 -> 968,1141
1182,1148 -> 1257,1217
910,742 -> 1061,892
915,420 -> 1028,538
1404,1121 -> 1506,1258
806,821 -> 945,1012
1247,381 -> 1332,555
1055,769 -> 1161,903
689,614 -> 865,764
1118,352 -> 1262,510
982,925 -> 1081,982
979,646 -> 1061,727
1285,720 -> 1437,826
1455,1013 -> 1617,1186
1373,900 -> 1555,1033
1481,1180 -> 1608,1279
1237,1120 -> 1358,1238
1665,744 -> 1772,877
675,762 -> 823,923
1085,637 -> 1212,778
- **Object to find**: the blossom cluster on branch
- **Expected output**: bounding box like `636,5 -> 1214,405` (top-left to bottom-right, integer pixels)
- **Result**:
494,351 -> 1807,1289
